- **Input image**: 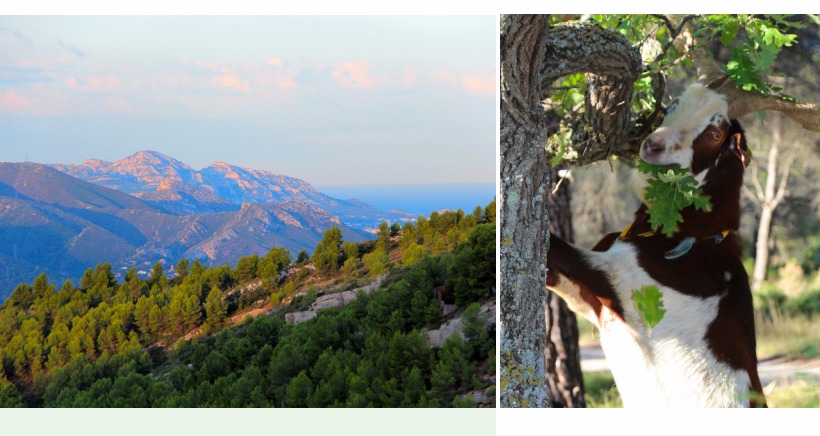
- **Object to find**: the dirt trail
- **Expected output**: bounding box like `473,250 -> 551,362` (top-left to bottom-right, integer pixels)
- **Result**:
580,343 -> 820,386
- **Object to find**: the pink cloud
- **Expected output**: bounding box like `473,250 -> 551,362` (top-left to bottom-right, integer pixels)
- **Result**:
65,75 -> 122,92
159,74 -> 194,88
460,74 -> 495,96
0,90 -> 33,109
432,69 -> 457,86
276,75 -> 295,91
267,57 -> 283,67
15,57 -> 71,71
105,96 -> 135,113
211,73 -> 250,94
178,94 -> 257,117
87,76 -> 121,91
402,67 -> 420,85
195,60 -> 220,71
332,61 -> 376,88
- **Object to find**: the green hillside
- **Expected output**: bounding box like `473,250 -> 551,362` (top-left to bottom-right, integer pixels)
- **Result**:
0,202 -> 496,408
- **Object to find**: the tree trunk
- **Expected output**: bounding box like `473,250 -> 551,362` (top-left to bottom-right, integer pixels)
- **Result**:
499,15 -> 553,408
499,14 -> 640,408
751,114 -> 792,291
544,166 -> 585,407
753,204 -> 775,291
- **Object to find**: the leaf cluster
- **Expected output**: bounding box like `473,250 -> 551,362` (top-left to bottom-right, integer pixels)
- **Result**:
703,14 -> 805,98
638,162 -> 712,237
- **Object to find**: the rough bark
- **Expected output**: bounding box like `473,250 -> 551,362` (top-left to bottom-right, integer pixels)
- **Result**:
499,14 -> 640,408
544,166 -> 585,408
541,24 -> 643,165
499,14 -> 553,409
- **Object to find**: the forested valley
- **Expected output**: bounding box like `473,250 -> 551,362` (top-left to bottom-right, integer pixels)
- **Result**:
0,201 -> 496,408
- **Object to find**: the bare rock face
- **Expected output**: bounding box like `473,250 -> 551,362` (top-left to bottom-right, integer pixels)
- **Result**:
285,311 -> 317,324
284,275 -> 387,325
310,276 -> 385,311
285,274 -> 387,324
53,150 -> 202,194
426,299 -> 496,348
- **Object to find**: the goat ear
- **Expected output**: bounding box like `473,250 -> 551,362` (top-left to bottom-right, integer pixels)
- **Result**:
727,133 -> 751,167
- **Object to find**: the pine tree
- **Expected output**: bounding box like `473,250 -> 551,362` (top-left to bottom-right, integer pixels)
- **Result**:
182,294 -> 202,331
312,227 -> 343,275
402,366 -> 427,407
79,268 -> 94,289
175,258 -> 190,281
235,255 -> 259,282
377,221 -> 391,244
149,262 -> 166,288
283,371 -> 313,407
296,249 -> 310,265
147,305 -> 166,336
205,288 -> 228,334
32,273 -> 55,301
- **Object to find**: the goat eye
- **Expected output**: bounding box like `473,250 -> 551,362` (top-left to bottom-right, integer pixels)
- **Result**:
710,131 -> 720,141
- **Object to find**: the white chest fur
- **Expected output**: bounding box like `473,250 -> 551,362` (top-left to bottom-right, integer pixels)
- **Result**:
588,240 -> 752,407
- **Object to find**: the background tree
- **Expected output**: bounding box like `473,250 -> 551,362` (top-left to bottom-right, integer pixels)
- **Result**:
79,268 -> 94,290
402,243 -> 428,267
377,221 -> 391,244
296,249 -> 310,265
204,288 -> 228,334
175,258 -> 190,281
544,166 -> 584,407
362,245 -> 388,278
341,241 -> 360,275
124,267 -> 146,301
747,113 -> 794,291
390,222 -> 401,237
9,284 -> 34,311
93,263 -> 117,290
234,255 -> 259,282
148,262 -> 167,289
267,247 -> 291,273
312,227 -> 343,275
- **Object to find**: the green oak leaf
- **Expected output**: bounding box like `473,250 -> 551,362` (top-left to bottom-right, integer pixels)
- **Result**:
638,162 -> 712,237
632,285 -> 667,335
727,46 -> 765,92
718,18 -> 741,45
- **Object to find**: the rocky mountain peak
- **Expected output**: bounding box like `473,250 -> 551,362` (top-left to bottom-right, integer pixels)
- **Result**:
121,150 -> 187,168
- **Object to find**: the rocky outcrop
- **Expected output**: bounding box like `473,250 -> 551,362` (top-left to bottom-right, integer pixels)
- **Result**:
284,311 -> 317,324
285,275 -> 386,325
426,299 -> 495,348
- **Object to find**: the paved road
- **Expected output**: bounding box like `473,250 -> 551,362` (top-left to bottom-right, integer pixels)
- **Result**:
580,344 -> 820,386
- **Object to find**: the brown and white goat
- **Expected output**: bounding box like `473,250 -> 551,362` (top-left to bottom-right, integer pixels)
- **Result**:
546,83 -> 765,407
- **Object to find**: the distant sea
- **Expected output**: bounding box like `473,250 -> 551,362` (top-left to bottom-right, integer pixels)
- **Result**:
316,183 -> 497,217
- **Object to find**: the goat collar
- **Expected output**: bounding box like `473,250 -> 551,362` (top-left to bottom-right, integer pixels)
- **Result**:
619,224 -> 731,259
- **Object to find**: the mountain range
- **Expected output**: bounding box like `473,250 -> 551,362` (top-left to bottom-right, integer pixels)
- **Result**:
0,152 -> 414,300
51,151 -> 412,226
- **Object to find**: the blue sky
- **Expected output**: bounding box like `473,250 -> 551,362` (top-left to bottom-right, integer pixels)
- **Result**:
0,16 -> 495,186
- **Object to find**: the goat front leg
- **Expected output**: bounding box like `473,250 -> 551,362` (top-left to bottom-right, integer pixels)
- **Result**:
546,234 -> 623,324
